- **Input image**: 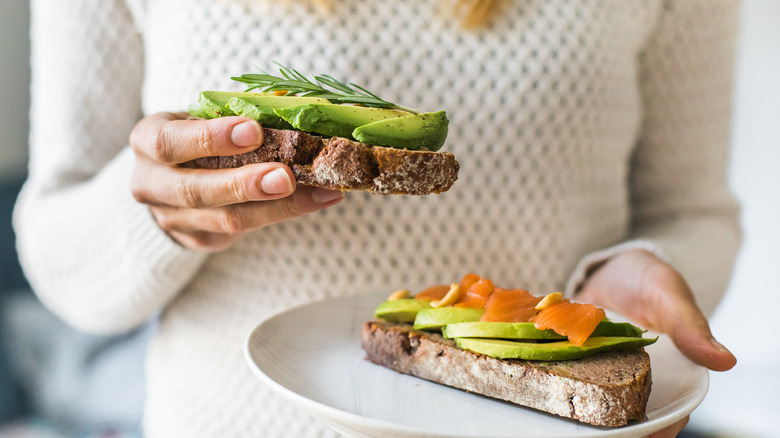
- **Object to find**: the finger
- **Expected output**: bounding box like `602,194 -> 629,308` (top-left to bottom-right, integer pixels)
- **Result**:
130,113 -> 263,164
132,161 -> 295,208
646,416 -> 689,438
150,186 -> 346,234
666,312 -> 737,372
651,275 -> 737,372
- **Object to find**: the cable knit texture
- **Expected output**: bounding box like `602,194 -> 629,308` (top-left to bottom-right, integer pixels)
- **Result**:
16,0 -> 740,436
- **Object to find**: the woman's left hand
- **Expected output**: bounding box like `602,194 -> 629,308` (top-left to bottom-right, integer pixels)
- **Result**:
576,249 -> 737,438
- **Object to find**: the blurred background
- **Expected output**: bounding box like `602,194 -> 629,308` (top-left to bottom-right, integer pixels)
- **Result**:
0,1 -> 778,437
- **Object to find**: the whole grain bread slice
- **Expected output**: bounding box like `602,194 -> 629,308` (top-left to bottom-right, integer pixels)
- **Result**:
191,128 -> 459,195
362,321 -> 652,427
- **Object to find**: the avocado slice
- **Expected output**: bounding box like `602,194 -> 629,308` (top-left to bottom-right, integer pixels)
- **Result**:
374,299 -> 432,323
227,95 -> 331,130
591,320 -> 645,338
455,336 -> 658,361
353,111 -> 449,151
443,320 -> 644,340
274,104 -> 412,140
196,91 -> 266,118
413,307 -> 484,331
188,103 -> 210,119
443,322 -> 563,340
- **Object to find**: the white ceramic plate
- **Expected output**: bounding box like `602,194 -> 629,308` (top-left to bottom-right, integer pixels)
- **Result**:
245,292 -> 709,438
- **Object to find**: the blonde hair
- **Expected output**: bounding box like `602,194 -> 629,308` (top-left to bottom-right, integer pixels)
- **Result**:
308,0 -> 507,29
454,0 -> 507,29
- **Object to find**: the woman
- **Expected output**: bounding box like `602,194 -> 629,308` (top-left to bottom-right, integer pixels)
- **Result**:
16,0 -> 739,436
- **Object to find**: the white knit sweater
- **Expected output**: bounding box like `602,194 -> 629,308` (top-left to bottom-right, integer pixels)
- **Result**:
16,0 -> 741,436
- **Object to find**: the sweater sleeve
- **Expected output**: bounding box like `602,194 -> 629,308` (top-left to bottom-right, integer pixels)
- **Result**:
565,0 -> 742,316
14,0 -> 208,335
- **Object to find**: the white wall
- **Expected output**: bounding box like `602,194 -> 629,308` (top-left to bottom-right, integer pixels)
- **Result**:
0,0 -> 30,182
688,1 -> 780,436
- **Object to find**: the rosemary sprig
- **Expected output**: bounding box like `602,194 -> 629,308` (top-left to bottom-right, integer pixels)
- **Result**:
231,62 -> 419,114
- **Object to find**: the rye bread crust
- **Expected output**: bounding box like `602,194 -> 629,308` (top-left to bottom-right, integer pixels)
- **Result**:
191,128 -> 459,195
361,321 -> 652,427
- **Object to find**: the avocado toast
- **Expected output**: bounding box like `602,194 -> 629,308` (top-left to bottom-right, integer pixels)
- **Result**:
187,65 -> 459,195
362,275 -> 656,427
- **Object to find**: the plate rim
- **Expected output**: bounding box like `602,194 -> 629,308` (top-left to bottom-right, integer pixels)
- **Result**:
244,293 -> 710,438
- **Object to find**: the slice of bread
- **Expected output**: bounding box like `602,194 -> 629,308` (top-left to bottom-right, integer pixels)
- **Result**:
362,321 -> 652,427
191,128 -> 459,195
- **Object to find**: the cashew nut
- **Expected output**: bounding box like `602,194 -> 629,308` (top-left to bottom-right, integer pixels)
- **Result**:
535,292 -> 563,310
431,283 -> 460,308
387,289 -> 412,300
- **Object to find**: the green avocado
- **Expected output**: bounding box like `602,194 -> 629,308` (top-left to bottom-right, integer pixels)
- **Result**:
196,91 -> 265,118
413,307 -> 484,331
442,320 -> 644,340
274,104 -> 412,140
188,103 -> 210,119
591,320 -> 645,338
455,336 -> 658,361
374,299 -> 432,323
353,111 -> 449,151
227,95 -> 331,129
443,322 -> 563,340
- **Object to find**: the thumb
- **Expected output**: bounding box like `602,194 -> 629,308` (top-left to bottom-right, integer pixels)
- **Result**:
661,299 -> 736,372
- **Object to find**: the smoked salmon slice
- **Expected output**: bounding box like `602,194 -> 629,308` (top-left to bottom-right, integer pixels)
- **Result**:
414,284 -> 451,301
454,277 -> 494,308
480,288 -> 542,322
458,273 -> 481,295
533,302 -> 606,347
416,273 -> 482,302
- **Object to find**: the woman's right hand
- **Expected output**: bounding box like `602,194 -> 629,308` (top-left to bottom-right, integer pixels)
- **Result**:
129,112 -> 345,252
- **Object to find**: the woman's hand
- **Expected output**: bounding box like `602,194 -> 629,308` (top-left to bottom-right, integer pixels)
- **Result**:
129,112 -> 345,252
576,249 -> 737,438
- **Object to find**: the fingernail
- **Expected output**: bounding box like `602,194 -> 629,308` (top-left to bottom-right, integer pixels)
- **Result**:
311,188 -> 345,204
260,168 -> 293,195
710,337 -> 733,355
231,121 -> 262,147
